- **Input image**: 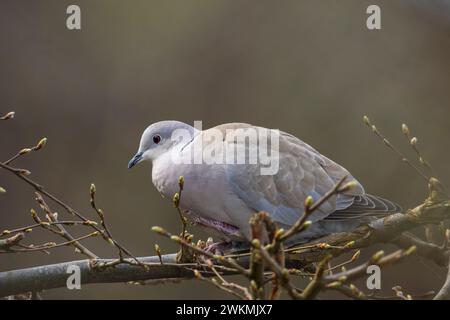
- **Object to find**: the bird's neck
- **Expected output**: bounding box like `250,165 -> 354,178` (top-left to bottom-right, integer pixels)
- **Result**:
151,151 -> 178,197
151,125 -> 201,196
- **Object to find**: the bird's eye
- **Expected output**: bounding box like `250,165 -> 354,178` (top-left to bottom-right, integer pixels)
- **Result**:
152,134 -> 162,144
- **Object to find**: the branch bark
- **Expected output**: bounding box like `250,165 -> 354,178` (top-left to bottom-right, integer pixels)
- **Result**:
0,254 -> 192,297
434,255 -> 450,300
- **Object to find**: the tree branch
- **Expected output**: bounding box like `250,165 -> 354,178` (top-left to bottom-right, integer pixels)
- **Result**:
434,255 -> 450,300
0,254 -> 198,297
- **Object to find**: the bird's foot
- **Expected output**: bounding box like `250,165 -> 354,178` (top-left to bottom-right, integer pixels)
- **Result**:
204,241 -> 234,256
203,240 -> 250,256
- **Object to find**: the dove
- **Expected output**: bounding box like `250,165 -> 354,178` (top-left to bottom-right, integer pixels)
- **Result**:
128,121 -> 400,248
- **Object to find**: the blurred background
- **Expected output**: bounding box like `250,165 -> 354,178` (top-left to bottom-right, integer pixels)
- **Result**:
1,0 -> 450,299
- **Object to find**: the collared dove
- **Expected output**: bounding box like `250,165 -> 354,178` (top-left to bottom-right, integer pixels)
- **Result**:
128,121 -> 400,246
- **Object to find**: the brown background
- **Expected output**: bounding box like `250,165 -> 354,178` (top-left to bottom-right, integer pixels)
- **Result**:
1,0 -> 450,299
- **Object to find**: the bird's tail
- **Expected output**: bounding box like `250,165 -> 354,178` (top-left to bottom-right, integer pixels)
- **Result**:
325,194 -> 402,221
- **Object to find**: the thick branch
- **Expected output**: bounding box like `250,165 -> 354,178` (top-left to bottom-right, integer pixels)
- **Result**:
393,233 -> 448,267
0,254 -> 195,297
434,255 -> 450,300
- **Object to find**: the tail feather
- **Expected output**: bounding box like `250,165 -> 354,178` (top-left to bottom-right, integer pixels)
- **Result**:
325,194 -> 402,221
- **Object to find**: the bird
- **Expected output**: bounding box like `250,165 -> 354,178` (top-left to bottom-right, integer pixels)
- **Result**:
128,121 -> 401,249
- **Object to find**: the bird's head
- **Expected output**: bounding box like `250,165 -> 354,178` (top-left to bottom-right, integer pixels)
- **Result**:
128,120 -> 196,169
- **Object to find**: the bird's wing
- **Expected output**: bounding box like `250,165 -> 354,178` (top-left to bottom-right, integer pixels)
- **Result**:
208,123 -> 365,227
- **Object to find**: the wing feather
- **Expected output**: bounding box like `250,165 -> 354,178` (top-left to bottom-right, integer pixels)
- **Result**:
213,124 -> 364,226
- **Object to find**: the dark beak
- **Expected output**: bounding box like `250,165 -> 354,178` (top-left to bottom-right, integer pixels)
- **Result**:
128,152 -> 143,169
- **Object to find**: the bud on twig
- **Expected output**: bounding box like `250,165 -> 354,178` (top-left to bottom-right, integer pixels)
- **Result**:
206,237 -> 214,246
304,195 -> 314,208
151,226 -> 169,237
401,124 -> 410,136
251,239 -> 261,248
173,192 -> 180,208
34,138 -> 47,151
30,209 -> 40,223
302,220 -> 312,230
371,250 -> 385,264
178,176 -> 184,190
274,228 -> 285,240
19,148 -> 32,155
83,220 -> 98,226
0,111 -> 15,120
18,169 -> 31,176
197,239 -> 205,248
340,181 -> 358,192
363,115 -> 371,126
90,183 -> 96,199
317,243 -> 331,249
404,245 -> 416,256
351,250 -> 361,261
154,244 -> 163,264
344,241 -> 355,249
327,281 -> 342,289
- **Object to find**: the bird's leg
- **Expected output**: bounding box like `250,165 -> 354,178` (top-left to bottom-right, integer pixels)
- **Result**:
204,240 -> 249,255
204,241 -> 234,255
188,215 -> 249,254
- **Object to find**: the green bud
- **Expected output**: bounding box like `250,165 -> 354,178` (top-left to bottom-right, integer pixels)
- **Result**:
341,181 -> 358,192
404,245 -> 416,256
371,250 -> 385,263
19,148 -> 32,155
344,241 -> 355,249
178,176 -> 184,190
304,195 -> 314,208
274,228 -> 285,239
90,183 -> 96,197
1,111 -> 15,120
302,220 -> 312,229
401,124 -> 409,135
173,192 -> 180,207
327,281 -> 342,289
151,226 -> 166,235
35,138 -> 47,150
251,239 -> 261,247
363,115 -> 370,126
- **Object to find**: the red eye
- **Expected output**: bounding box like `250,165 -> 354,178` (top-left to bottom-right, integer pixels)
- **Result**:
153,134 -> 161,144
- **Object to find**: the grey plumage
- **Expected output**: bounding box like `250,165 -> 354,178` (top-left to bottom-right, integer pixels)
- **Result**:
128,121 -> 401,245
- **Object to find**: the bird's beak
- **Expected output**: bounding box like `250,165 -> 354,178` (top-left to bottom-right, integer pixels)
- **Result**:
128,151 -> 143,169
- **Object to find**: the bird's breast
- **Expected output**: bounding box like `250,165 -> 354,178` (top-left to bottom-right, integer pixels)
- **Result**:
151,155 -> 246,227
